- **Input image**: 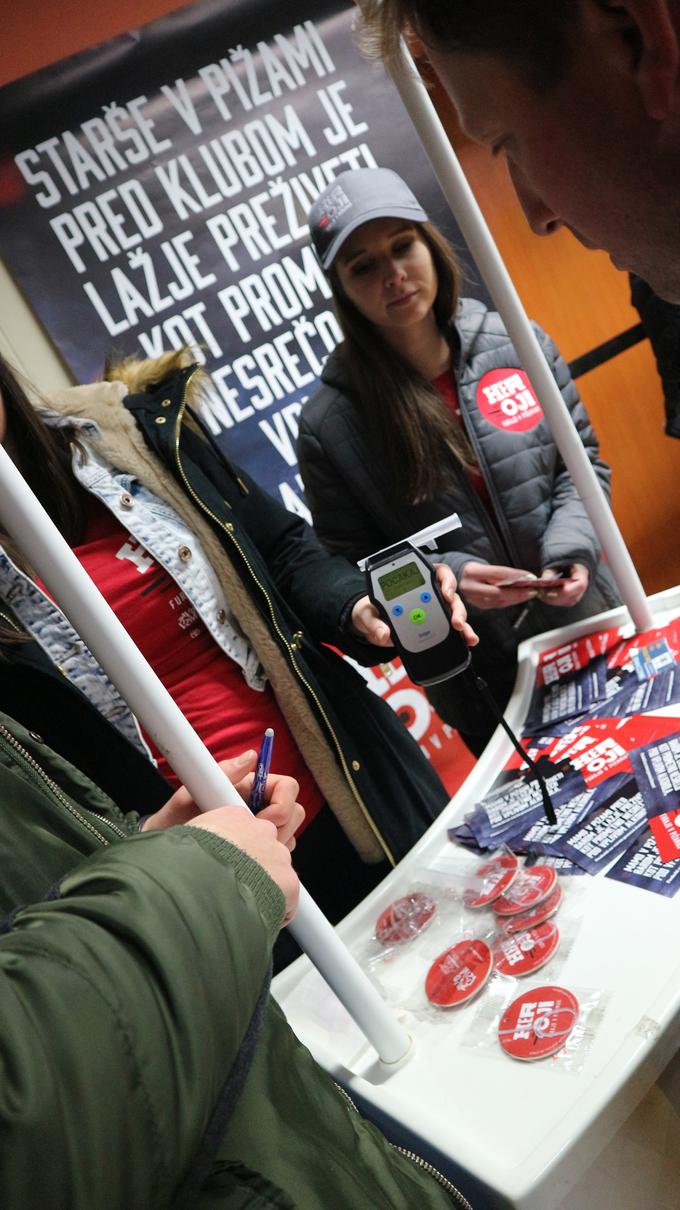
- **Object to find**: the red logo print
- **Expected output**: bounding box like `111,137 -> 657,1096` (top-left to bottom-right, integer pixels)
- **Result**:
477,369 -> 544,433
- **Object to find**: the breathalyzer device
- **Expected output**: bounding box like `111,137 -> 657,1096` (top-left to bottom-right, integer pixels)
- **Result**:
359,515 -> 471,686
360,516 -> 556,824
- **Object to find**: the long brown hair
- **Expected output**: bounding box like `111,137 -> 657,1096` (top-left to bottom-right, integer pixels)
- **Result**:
0,356 -> 85,639
329,220 -> 472,503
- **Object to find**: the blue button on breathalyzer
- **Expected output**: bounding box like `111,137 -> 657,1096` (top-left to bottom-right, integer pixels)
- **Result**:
420,592 -> 432,603
392,604 -> 404,617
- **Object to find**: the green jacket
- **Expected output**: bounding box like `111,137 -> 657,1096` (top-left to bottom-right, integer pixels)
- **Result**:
0,712 -> 460,1208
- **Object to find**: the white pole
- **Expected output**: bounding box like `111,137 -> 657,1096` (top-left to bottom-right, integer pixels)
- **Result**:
367,29 -> 654,632
0,445 -> 410,1064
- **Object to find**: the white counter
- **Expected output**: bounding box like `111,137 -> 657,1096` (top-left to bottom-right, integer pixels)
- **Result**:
273,588 -> 680,1210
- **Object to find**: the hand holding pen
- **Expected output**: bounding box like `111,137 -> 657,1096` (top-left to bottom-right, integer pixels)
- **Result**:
249,727 -> 275,813
142,734 -> 303,847
248,728 -> 305,849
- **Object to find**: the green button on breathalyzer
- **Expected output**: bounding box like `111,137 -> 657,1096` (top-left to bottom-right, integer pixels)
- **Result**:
409,607 -> 427,624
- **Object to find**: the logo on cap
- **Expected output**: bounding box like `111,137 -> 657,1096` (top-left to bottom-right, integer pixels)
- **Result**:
320,184 -> 352,231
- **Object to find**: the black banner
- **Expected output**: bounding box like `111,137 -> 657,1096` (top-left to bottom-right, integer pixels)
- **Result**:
0,0 -> 486,510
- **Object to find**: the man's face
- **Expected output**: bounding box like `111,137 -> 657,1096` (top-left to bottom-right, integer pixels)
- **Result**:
428,34 -> 680,301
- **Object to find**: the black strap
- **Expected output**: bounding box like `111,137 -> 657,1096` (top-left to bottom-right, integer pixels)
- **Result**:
169,965 -> 272,1209
463,669 -> 556,825
568,323 -> 646,379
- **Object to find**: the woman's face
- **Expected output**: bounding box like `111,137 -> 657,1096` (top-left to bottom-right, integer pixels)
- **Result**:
334,218 -> 438,336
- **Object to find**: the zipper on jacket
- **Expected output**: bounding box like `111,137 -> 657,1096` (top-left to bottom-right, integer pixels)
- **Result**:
0,609 -> 25,638
333,1081 -> 474,1208
394,1145 -> 475,1208
0,721 -> 127,845
0,609 -> 22,635
170,375 -> 396,867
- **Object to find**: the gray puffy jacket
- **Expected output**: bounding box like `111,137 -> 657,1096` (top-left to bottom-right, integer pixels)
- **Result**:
297,299 -> 620,726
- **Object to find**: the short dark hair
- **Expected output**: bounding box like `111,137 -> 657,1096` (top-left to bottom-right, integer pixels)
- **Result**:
361,0 -> 581,91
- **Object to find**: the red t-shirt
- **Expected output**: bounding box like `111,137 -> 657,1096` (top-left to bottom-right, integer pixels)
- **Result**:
70,499 -> 324,829
432,368 -> 493,513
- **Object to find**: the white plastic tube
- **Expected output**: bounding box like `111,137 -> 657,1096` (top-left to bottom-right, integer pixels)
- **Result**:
0,445 -> 411,1064
366,28 -> 653,632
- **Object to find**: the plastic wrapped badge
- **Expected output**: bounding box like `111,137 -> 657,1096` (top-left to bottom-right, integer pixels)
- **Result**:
498,984 -> 579,1060
463,851 -> 520,909
425,939 -> 493,1007
493,865 -> 557,917
375,892 -> 437,947
493,921 -> 560,978
503,883 -> 563,934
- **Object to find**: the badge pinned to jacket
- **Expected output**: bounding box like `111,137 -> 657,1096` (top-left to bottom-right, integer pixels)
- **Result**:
477,368 -> 544,433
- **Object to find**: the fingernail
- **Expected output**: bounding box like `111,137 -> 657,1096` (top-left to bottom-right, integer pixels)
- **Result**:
238,749 -> 257,762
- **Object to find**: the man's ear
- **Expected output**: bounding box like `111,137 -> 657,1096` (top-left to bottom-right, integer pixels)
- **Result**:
602,0 -> 680,120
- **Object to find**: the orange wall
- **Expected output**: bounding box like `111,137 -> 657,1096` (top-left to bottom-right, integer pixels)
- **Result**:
0,1 -> 190,88
3,5 -> 680,593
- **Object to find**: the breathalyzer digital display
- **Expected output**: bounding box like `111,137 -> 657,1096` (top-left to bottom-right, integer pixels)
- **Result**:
378,562 -> 425,601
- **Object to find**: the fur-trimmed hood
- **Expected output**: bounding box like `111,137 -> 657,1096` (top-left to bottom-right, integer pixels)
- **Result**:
42,351 -> 206,482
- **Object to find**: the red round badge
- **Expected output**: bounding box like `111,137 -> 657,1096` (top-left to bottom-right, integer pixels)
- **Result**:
493,921 -> 560,978
493,866 -> 558,916
498,985 -> 579,1061
477,368 -> 544,434
375,893 -> 437,946
504,883 -> 563,934
464,852 -> 520,909
425,939 -> 493,1007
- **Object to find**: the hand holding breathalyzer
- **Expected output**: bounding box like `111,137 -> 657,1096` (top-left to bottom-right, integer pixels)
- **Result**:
361,526 -> 473,686
352,562 -> 478,649
356,517 -> 555,821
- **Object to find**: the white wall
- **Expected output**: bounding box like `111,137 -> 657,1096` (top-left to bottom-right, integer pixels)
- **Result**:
0,258 -> 72,391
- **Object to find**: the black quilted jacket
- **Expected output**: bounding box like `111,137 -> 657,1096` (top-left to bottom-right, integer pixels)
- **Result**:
298,299 -> 620,730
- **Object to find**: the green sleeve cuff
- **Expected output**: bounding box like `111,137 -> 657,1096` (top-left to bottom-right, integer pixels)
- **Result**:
181,826 -> 286,939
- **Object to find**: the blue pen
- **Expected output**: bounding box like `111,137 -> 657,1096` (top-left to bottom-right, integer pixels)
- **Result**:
249,727 -> 274,813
